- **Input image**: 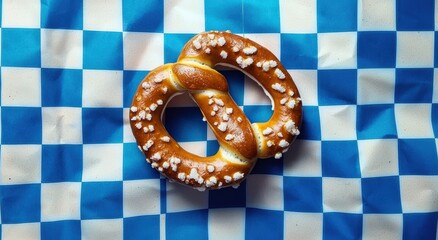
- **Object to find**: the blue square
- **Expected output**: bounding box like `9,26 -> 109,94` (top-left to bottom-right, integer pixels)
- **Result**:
398,139 -> 438,175
281,34 -> 317,69
42,144 -> 83,182
362,176 -> 402,213
42,68 -> 82,107
2,107 -> 42,144
123,70 -> 148,108
403,213 -> 438,240
298,106 -> 321,140
284,177 -> 322,212
397,0 -> 435,30
357,104 -> 397,139
166,210 -> 208,240
223,70 -> 245,106
205,0 -> 244,33
322,141 -> 360,178
243,0 -> 280,33
122,0 -> 163,32
318,70 -> 357,106
209,183 -> 246,208
206,140 -> 219,156
244,105 -> 272,123
41,0 -> 82,29
82,108 -> 123,143
436,32 -> 438,67
81,181 -> 123,219
164,34 -> 195,63
358,31 -> 396,68
83,31 -> 123,70
123,143 -> 160,180
124,215 -> 160,240
2,28 -> 41,67
252,157 -> 283,175
323,213 -> 362,240
395,68 -> 434,103
165,107 -> 206,142
317,0 -> 357,32
41,220 -> 81,240
245,209 -> 283,240
433,104 -> 438,137
1,184 -> 41,223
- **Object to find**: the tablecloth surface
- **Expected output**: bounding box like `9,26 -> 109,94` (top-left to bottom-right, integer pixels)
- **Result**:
1,0 -> 438,239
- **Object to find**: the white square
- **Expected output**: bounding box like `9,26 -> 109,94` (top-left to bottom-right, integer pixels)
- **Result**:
164,0 -> 205,33
395,104 -> 434,138
284,212 -> 323,240
209,208 -> 245,240
83,0 -> 122,31
243,76 -> 272,106
433,69 -> 438,103
246,174 -> 283,210
1,67 -> 41,107
123,32 -> 164,70
42,107 -> 82,144
400,176 -> 438,212
396,31 -> 434,68
280,0 -> 317,33
323,177 -> 362,213
289,70 -> 318,106
357,69 -> 395,104
244,34 -> 281,59
179,141 -> 207,157
41,29 -> 83,69
318,32 -> 357,69
2,223 -> 40,240
82,70 -> 123,107
358,0 -> 396,31
166,181 -> 208,212
2,0 -> 40,28
123,179 -> 161,217
284,140 -> 322,177
123,108 -> 136,143
1,145 -> 41,184
319,105 -> 357,140
362,214 -> 402,240
41,182 -> 81,221
81,219 -> 123,240
82,144 -> 123,181
358,139 -> 399,177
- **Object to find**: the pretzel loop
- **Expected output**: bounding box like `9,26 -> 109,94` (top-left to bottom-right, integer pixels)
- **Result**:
130,31 -> 302,190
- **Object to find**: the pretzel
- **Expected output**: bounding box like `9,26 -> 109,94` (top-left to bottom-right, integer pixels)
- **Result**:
130,31 -> 302,191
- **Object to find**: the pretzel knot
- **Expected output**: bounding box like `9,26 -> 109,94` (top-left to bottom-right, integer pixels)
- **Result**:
130,31 -> 302,191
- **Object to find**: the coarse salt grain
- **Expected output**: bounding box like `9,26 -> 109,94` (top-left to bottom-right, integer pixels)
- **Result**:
130,106 -> 138,112
162,161 -> 170,169
224,175 -> 232,183
232,46 -> 239,52
220,50 -> 228,59
211,111 -> 216,116
157,99 -> 163,105
279,139 -> 290,148
237,117 -> 243,122
160,136 -> 170,142
148,125 -> 155,132
233,172 -> 244,180
178,172 -> 186,181
146,113 -> 152,121
135,122 -> 142,129
214,98 -> 224,106
142,82 -> 151,89
226,107 -> 233,114
151,152 -> 161,161
193,40 -> 202,49
205,48 -> 211,54
262,127 -> 273,135
222,113 -> 229,121
280,97 -> 288,105
287,99 -> 296,109
162,87 -> 168,94
225,134 -> 234,141
218,37 -> 226,46
243,46 -> 257,55
267,140 -> 274,147
138,110 -> 146,120
272,83 -> 286,93
150,103 -> 158,111
274,152 -> 282,159
207,165 -> 215,173
217,122 -> 228,132
275,68 -> 286,79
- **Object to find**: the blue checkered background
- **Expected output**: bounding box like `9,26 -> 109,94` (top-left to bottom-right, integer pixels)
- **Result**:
1,0 -> 438,239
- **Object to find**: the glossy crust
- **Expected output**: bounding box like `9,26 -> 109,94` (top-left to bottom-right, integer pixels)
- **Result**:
130,31 -> 302,190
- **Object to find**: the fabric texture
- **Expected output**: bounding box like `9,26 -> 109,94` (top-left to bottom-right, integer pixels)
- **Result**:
1,0 -> 438,239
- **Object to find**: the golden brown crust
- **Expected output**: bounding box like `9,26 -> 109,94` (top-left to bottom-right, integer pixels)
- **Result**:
130,31 -> 302,190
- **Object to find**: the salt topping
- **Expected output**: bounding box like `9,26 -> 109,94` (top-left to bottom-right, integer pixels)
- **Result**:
178,172 -> 186,181
243,46 -> 257,55
224,175 -> 232,183
142,139 -> 154,151
237,117 -> 243,122
267,140 -> 274,147
151,152 -> 161,161
288,90 -> 294,97
211,111 -> 216,116
225,134 -> 234,141
284,120 -> 296,134
272,83 -> 286,93
233,172 -> 244,181
208,34 -> 215,39
150,103 -> 158,111
193,39 -> 202,49
207,165 -> 215,173
209,39 -> 217,47
262,127 -> 273,136
162,161 -> 170,169
213,105 -> 219,112
279,139 -> 290,148
226,107 -> 233,114
154,77 -> 163,83
151,162 -> 159,168
262,61 -> 270,72
277,132 -> 284,138
274,152 -> 282,159
236,56 -> 254,69
280,97 -> 288,105
220,50 -> 228,59
160,136 -> 170,142
256,62 -> 262,67
217,122 -> 228,132
222,113 -> 229,121
131,116 -> 138,121
143,127 -> 149,133
146,113 -> 152,121
197,177 -> 204,184
130,106 -> 138,112
157,99 -> 163,105
135,122 -> 142,129
269,60 -> 277,68
148,125 -> 155,132
188,168 -> 200,181
218,37 -> 226,46
138,110 -> 146,120
205,48 -> 211,54
207,92 -> 214,98
232,46 -> 239,52
142,82 -> 151,89
162,87 -> 168,94
206,176 -> 218,187
287,99 -> 296,109
208,99 -> 214,105
275,68 -> 286,79
214,98 -> 225,106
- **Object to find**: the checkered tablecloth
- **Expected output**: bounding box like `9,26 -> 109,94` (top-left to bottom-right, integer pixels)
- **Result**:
1,0 -> 438,239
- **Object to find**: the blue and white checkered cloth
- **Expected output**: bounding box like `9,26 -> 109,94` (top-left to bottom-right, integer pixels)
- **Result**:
1,0 -> 438,239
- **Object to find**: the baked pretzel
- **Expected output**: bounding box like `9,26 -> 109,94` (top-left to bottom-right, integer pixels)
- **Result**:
130,31 -> 302,191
